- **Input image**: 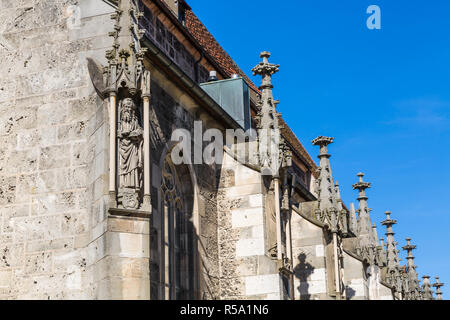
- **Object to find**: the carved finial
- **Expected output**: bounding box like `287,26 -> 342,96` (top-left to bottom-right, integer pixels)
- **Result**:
402,237 -> 421,299
385,211 -> 391,220
433,277 -> 444,300
312,136 -> 334,159
422,276 -> 434,300
252,51 -> 284,176
381,210 -> 401,288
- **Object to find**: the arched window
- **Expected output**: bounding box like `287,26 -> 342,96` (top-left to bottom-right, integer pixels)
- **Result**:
160,159 -> 195,300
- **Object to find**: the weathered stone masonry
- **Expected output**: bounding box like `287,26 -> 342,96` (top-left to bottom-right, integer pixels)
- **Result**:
0,0 -> 444,300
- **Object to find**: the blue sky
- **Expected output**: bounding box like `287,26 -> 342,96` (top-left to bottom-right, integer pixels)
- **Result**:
188,0 -> 450,298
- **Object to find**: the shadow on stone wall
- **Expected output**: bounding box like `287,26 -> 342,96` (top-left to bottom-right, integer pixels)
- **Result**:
345,285 -> 356,299
293,253 -> 315,300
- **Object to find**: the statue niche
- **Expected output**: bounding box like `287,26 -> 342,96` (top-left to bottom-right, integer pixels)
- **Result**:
118,97 -> 144,209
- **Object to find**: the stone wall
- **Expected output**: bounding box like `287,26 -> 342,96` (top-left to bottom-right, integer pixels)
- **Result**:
217,150 -> 282,300
379,283 -> 394,300
291,208 -> 329,300
0,0 -> 115,299
342,250 -> 368,300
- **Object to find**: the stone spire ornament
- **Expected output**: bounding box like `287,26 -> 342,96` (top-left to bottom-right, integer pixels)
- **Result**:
252,52 -> 292,266
349,202 -> 358,236
402,238 -> 421,300
88,0 -> 152,211
371,223 -> 379,246
252,52 -> 288,176
422,276 -> 434,300
432,277 -> 444,300
353,173 -> 375,249
104,0 -> 148,95
312,136 -> 343,232
353,173 -> 372,237
313,137 -> 337,210
381,211 -> 402,291
379,237 -> 386,253
334,181 -> 348,235
312,136 -> 346,298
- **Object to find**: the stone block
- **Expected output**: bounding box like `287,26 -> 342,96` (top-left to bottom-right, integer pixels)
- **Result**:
53,250 -> 87,274
345,278 -> 366,299
55,192 -> 78,212
26,238 -> 74,253
107,217 -> 150,235
225,183 -> 262,198
39,144 -> 71,170
235,238 -> 265,257
107,232 -> 149,259
315,244 -> 325,257
37,103 -> 68,126
0,148 -> 38,175
72,141 -> 95,166
248,194 -> 263,208
24,252 -> 52,274
0,243 -> 24,268
257,255 -> 278,275
0,270 -> 12,287
31,194 -> 58,215
244,274 -> 280,296
296,279 -> 327,295
87,233 -> 107,265
14,215 -> 61,241
57,121 -> 87,142
98,276 -> 150,300
19,175 -> 49,208
234,165 -> 261,186
231,207 -> 263,229
62,212 -> 88,236
1,204 -> 30,233
0,176 -> 16,205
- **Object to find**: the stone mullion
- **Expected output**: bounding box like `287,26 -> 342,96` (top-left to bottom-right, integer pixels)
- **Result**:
109,92 -> 118,207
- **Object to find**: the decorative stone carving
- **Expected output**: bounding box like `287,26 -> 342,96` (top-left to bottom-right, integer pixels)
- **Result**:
402,238 -> 421,300
312,136 -> 348,234
252,52 -> 290,176
91,0 -> 152,211
422,276 -> 434,300
381,211 -> 403,293
432,277 -> 444,300
118,98 -> 144,209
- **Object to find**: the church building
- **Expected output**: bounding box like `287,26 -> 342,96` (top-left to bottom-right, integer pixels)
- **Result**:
0,0 -> 444,300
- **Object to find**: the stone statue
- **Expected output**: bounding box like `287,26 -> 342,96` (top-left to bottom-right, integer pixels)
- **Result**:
118,98 -> 144,209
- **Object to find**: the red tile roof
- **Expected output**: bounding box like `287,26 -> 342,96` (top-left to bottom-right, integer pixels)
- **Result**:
184,9 -> 260,93
163,2 -> 318,172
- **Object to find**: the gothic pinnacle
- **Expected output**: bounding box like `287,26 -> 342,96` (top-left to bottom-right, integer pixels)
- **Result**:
380,237 -> 385,250
402,237 -> 421,299
252,51 -> 284,175
433,277 -> 444,300
371,223 -> 379,246
312,136 -> 334,159
403,237 -> 417,267
349,202 -> 358,235
353,172 -> 373,245
312,136 -> 339,215
381,211 -> 397,236
422,275 -> 434,300
353,173 -> 371,197
382,210 -> 401,284
252,51 -> 280,90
